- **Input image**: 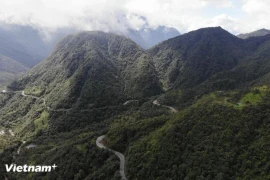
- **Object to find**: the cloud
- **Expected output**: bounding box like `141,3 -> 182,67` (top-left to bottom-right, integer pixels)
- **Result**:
0,0 -> 269,36
239,0 -> 270,32
202,0 -> 233,7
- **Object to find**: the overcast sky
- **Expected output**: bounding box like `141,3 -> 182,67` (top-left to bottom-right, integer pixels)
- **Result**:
0,0 -> 269,35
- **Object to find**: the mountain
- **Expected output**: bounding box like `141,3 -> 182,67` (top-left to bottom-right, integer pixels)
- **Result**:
237,28 -> 270,39
197,34 -> 270,94
127,26 -> 180,49
0,22 -> 178,100
0,22 -> 180,69
149,27 -> 245,89
104,28 -> 270,179
10,31 -> 162,107
0,23 -> 53,67
6,31 -> 162,125
0,31 -> 162,179
0,54 -> 28,88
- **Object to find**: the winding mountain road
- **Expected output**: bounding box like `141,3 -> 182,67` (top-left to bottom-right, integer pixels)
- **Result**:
153,100 -> 178,113
17,141 -> 26,155
96,135 -> 127,180
95,100 -> 177,180
1,90 -> 46,155
22,91 -> 46,106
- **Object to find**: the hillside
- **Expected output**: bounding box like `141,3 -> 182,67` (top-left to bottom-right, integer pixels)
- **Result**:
149,27 -> 245,89
238,28 -> 270,39
0,54 -> 28,88
197,34 -> 270,95
148,27 -> 270,104
8,31 -> 162,109
106,87 -> 270,179
0,31 -> 163,144
0,31 -> 163,179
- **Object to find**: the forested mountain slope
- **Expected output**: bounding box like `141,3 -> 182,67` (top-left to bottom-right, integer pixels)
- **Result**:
149,27 -> 246,89
149,27 -> 270,101
8,31 -> 162,109
0,31 -> 163,179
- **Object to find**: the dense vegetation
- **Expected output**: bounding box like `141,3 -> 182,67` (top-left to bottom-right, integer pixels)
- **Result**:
2,27 -> 270,179
106,87 -> 270,179
1,126 -> 121,180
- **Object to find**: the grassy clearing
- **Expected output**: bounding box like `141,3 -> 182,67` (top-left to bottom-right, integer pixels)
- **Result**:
194,85 -> 270,110
238,85 -> 269,107
75,143 -> 87,153
34,111 -> 49,133
25,86 -> 43,96
240,92 -> 262,104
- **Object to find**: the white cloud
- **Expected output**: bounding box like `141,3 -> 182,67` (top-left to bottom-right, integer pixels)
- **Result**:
0,0 -> 269,35
202,0 -> 233,7
236,0 -> 270,33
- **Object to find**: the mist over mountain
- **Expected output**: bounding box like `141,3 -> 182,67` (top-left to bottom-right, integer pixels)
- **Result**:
0,18 -> 180,66
127,25 -> 180,49
0,23 -> 52,67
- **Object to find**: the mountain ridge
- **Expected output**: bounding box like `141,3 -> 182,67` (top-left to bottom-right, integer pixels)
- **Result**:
8,31 -> 163,109
149,26 -> 245,89
237,28 -> 270,39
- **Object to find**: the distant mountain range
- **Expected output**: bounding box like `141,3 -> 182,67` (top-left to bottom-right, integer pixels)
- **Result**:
0,54 -> 28,88
127,26 -> 180,49
237,28 -> 270,39
0,23 -> 52,67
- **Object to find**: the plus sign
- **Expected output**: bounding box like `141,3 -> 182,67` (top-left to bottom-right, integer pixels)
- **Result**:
52,164 -> 57,170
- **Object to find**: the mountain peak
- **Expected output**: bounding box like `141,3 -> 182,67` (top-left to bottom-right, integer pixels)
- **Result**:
149,26 -> 244,89
9,31 -> 162,109
237,28 -> 270,39
189,26 -> 235,38
151,26 -> 241,51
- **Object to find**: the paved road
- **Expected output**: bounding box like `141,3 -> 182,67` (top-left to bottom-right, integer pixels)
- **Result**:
8,129 -> 15,136
96,135 -> 127,180
1,90 -> 46,107
123,100 -> 138,106
17,141 -> 26,155
22,91 -> 45,103
153,100 -> 178,113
